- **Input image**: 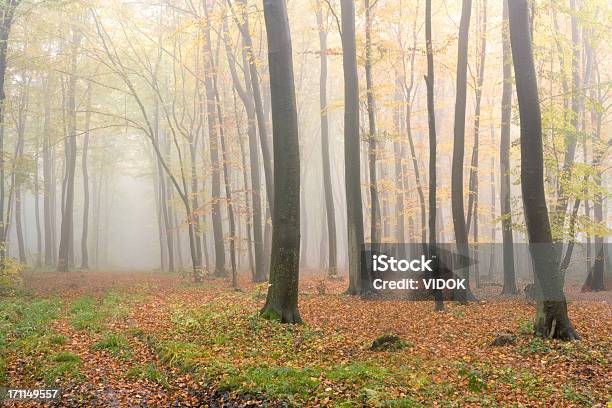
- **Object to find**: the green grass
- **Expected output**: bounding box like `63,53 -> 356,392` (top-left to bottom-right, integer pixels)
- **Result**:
0,356 -> 6,385
0,297 -> 64,386
156,340 -> 204,372
43,351 -> 83,384
125,363 -> 169,387
49,334 -> 68,345
44,361 -> 82,384
69,293 -> 133,332
91,332 -> 130,355
53,351 -> 81,363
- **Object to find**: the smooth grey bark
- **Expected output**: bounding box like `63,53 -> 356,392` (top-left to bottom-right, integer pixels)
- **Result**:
364,0 -> 380,247
451,0 -> 473,301
466,0 -> 487,288
341,0 -> 366,295
425,0 -> 443,311
315,1 -> 337,276
508,0 -> 579,340
500,0 -> 516,294
260,0 -> 302,323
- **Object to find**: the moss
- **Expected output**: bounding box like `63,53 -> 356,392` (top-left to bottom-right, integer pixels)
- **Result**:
260,307 -> 281,322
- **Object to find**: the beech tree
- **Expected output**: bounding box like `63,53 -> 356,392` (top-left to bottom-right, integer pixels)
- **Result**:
260,0 -> 301,323
315,0 -> 337,277
499,0 -> 517,294
341,0 -> 366,296
508,0 -> 579,340
451,0 -> 473,300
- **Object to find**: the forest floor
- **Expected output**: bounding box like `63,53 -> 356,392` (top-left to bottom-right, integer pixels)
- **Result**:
1,270 -> 610,407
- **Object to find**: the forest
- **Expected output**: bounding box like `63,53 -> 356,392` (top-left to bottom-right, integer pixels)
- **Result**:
0,0 -> 610,406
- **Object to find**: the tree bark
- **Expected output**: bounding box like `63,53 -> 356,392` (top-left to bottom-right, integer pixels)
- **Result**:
340,0 -> 366,295
315,1 -> 337,276
451,0 -> 473,301
425,0 -> 443,311
260,0 -> 302,323
364,0 -> 380,248
508,0 -> 579,340
202,2 -> 226,277
500,0 -> 517,294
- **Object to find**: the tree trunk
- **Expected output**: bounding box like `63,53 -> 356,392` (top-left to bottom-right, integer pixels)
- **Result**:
0,0 -> 20,269
425,0 -> 443,311
393,80 -> 404,244
227,34 -> 267,281
42,76 -> 55,267
500,0 -> 517,294
81,84 -> 92,269
202,4 -> 226,277
451,0 -> 473,301
214,75 -> 238,288
232,0 -> 274,213
553,0 -> 581,234
340,0 -> 366,296
260,0 -> 302,323
508,0 -> 579,340
582,36 -> 605,292
364,0 -> 380,248
14,74 -> 28,265
34,128 -> 42,267
315,1 -> 337,276
58,26 -> 82,272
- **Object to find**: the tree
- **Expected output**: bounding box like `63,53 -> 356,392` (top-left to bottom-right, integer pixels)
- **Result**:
228,0 -> 274,214
0,0 -> 21,268
451,0 -> 473,300
341,0 -> 366,296
81,83 -> 92,269
260,0 -> 301,323
508,0 -> 579,340
364,0 -> 381,247
315,0 -> 337,277
202,1 -> 226,277
57,23 -> 82,272
425,0 -> 443,311
465,0 -> 488,287
499,0 -> 516,294
223,21 -> 266,282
